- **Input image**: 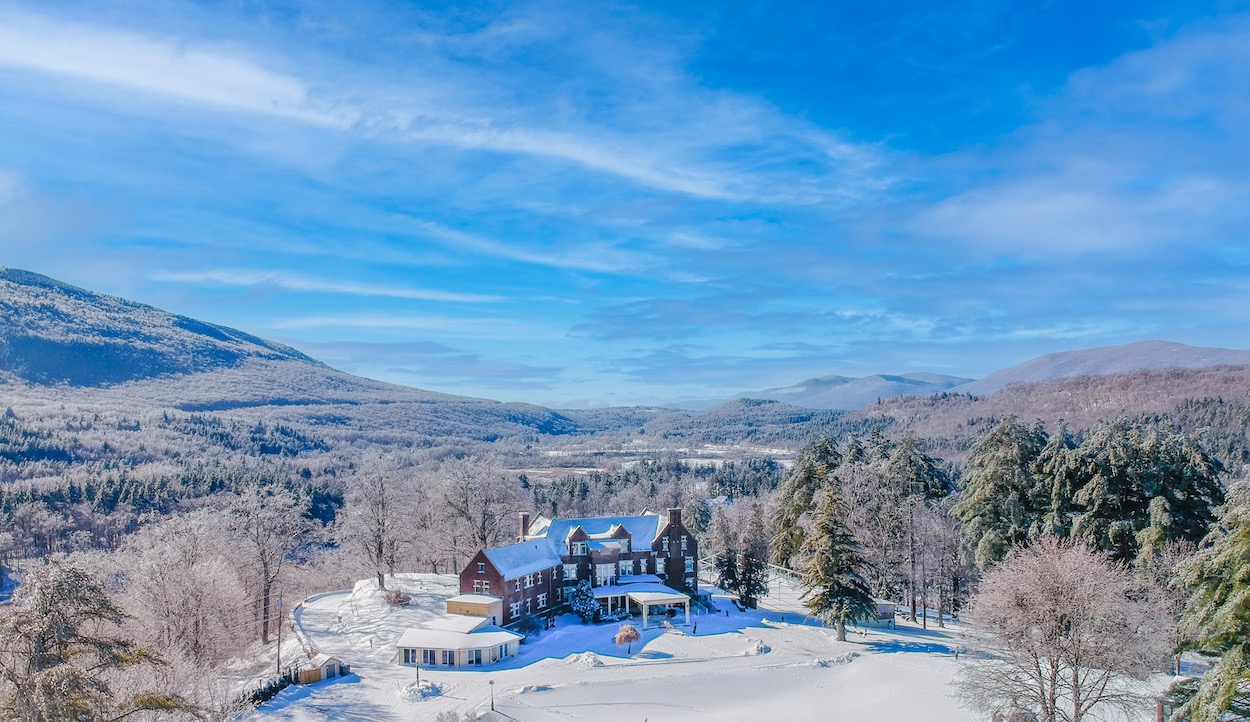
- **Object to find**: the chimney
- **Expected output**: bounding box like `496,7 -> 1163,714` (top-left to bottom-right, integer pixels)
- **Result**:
519,512 -> 531,541
668,507 -> 682,528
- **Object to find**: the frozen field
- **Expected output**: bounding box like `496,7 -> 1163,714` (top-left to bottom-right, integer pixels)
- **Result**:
250,573 -> 974,721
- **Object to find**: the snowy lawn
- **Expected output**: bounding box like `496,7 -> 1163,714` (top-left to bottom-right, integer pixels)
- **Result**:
248,573 -> 979,721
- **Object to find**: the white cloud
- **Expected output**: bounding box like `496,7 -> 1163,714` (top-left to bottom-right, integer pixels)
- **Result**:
265,312 -> 562,341
149,268 -> 502,303
0,9 -> 348,126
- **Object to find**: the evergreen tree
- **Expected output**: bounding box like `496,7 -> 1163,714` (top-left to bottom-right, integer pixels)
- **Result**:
738,503 -> 770,609
1070,423 -> 1223,565
1036,426 -> 1079,537
0,560 -> 183,722
953,417 -> 1049,569
799,487 -> 875,641
567,579 -> 600,622
1174,479 -> 1250,722
772,436 -> 840,567
884,434 -> 951,620
707,507 -> 740,598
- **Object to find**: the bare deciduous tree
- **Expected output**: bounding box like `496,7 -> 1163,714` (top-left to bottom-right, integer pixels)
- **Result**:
228,480 -> 316,645
338,452 -> 418,590
955,538 -> 1169,722
436,456 -> 523,567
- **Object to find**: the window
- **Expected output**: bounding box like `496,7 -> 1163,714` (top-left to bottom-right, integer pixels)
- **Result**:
473,580 -> 490,594
478,562 -> 486,573
563,563 -> 578,581
619,560 -> 633,576
524,573 -> 533,589
572,541 -> 587,556
536,571 -> 542,584
685,557 -> 694,573
660,538 -> 668,553
515,579 -> 521,591
442,650 -> 455,666
467,649 -> 482,665
498,644 -> 507,660
537,593 -> 547,608
422,649 -> 437,665
526,598 -> 532,614
402,648 -> 414,664
510,601 -> 521,618
681,535 -> 688,552
621,539 -> 630,553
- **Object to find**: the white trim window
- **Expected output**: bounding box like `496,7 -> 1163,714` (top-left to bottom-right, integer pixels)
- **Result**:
563,563 -> 578,581
515,579 -> 521,591
422,649 -> 437,665
467,649 -> 482,665
537,593 -> 548,608
621,538 -> 630,553
510,601 -> 521,618
442,650 -> 455,666
524,573 -> 534,589
681,535 -> 688,552
685,557 -> 695,573
572,541 -> 588,556
619,560 -> 633,576
660,538 -> 668,553
478,562 -> 486,573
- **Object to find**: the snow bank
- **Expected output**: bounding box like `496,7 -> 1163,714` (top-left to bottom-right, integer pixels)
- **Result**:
809,652 -> 858,667
568,651 -> 603,668
742,638 -> 770,656
397,680 -> 442,702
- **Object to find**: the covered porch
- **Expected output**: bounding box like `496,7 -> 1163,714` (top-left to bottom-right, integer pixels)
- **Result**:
592,581 -> 691,629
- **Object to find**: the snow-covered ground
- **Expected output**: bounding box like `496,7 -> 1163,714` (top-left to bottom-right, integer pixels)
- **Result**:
250,573 -> 977,721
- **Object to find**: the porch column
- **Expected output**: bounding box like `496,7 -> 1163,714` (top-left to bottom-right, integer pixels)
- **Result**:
684,600 -> 690,626
642,601 -> 649,629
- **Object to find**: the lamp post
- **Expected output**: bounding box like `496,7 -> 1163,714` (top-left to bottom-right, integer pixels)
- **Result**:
489,679 -> 495,711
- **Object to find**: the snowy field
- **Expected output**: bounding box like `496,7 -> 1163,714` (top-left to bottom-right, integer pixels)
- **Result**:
250,573 -> 977,721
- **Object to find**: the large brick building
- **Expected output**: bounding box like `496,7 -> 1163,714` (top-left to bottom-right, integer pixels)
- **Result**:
460,508 -> 699,628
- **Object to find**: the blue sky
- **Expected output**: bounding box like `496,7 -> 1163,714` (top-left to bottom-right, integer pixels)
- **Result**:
0,0 -> 1245,406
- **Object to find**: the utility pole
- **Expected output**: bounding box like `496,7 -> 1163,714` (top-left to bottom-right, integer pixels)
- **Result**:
490,679 -> 495,711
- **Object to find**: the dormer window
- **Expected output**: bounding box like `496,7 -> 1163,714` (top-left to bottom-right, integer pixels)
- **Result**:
572,541 -> 588,556
621,539 -> 630,553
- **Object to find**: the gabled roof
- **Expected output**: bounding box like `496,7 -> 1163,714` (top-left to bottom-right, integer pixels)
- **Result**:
533,513 -> 664,555
482,539 -> 563,580
395,622 -> 522,650
422,614 -> 490,634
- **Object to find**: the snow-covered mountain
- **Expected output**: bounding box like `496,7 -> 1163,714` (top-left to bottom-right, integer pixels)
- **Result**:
950,341 -> 1250,396
0,268 -> 319,385
673,372 -> 973,411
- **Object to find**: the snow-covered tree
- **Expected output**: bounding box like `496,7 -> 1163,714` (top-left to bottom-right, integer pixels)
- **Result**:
706,507 -> 740,598
738,503 -> 770,609
437,456 -> 524,566
772,436 -> 840,568
955,538 -> 1168,722
568,579 -> 599,622
953,417 -> 1048,570
1174,478 -> 1250,721
799,487 -> 875,641
228,480 -> 317,645
338,452 -> 418,590
0,560 -> 183,722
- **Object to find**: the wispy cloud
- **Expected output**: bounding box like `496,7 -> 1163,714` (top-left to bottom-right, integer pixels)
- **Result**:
265,312 -> 563,342
150,268 -> 502,303
0,8 -> 348,126
298,339 -> 563,389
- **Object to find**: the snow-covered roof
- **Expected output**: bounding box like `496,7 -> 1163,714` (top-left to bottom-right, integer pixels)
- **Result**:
618,574 -> 662,584
483,539 -> 563,580
421,614 -> 489,634
592,581 -> 689,600
627,590 -> 690,606
308,652 -> 341,668
447,593 -> 502,605
532,513 -> 664,555
395,623 -> 522,651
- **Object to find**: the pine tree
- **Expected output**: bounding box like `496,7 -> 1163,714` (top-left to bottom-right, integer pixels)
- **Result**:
0,560 -> 183,721
884,434 -> 950,621
799,487 -> 875,641
568,579 -> 600,622
772,436 -> 840,567
953,417 -> 1049,569
738,503 -> 770,609
1175,479 -> 1250,721
707,508 -> 740,598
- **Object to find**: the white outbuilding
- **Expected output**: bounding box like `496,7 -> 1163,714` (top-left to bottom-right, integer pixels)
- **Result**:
395,614 -> 522,668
